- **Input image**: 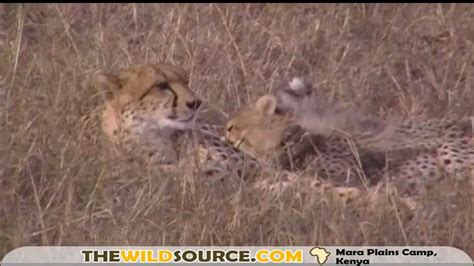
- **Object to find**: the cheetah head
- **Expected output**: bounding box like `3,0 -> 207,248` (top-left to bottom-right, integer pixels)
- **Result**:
225,95 -> 295,159
96,64 -> 202,144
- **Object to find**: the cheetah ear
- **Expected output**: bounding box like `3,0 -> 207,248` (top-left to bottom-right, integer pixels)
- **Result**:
95,72 -> 121,101
255,95 -> 277,116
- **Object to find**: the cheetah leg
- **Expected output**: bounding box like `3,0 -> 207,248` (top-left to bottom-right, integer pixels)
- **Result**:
253,170 -> 418,210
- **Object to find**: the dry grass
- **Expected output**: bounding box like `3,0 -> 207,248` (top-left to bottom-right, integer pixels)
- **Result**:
0,3 -> 472,257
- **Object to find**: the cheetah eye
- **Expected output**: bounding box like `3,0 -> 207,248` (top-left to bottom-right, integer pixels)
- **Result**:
226,125 -> 234,131
154,81 -> 172,91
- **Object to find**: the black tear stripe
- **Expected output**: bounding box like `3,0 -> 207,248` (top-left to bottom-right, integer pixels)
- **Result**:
170,88 -> 178,108
161,84 -> 178,108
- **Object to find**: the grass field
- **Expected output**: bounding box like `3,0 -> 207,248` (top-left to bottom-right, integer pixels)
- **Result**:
0,4 -> 472,257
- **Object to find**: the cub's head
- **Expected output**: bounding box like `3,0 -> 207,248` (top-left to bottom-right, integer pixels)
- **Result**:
225,95 -> 294,158
96,64 -> 202,144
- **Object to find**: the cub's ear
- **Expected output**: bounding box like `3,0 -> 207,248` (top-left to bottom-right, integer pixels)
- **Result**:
255,95 -> 277,116
94,72 -> 121,101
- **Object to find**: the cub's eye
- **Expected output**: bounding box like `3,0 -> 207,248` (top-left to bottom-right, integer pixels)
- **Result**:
225,125 -> 239,132
274,107 -> 285,115
155,82 -> 171,91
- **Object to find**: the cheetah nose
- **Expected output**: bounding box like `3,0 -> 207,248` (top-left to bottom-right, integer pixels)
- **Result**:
187,100 -> 202,111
